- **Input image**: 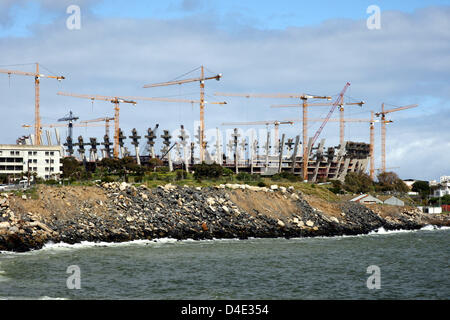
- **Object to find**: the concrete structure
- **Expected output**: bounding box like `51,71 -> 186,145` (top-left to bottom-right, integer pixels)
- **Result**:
0,144 -> 63,180
418,206 -> 442,214
350,194 -> 383,204
384,196 -> 405,206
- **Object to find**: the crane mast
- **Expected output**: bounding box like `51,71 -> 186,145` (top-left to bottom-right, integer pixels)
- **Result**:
0,63 -> 65,145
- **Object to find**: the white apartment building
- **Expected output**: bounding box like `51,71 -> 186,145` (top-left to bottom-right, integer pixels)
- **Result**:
433,176 -> 450,197
0,144 -> 63,180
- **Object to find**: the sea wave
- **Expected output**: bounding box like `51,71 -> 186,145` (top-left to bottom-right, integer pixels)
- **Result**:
0,296 -> 69,300
1,225 -> 448,254
369,225 -> 450,235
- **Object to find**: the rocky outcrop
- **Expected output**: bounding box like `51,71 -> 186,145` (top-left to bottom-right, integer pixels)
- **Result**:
0,184 -> 448,252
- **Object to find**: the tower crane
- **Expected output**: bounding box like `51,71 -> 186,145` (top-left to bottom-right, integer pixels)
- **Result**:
143,66 -> 227,162
22,123 -> 104,129
0,63 -> 65,145
375,103 -> 418,173
214,91 -> 331,181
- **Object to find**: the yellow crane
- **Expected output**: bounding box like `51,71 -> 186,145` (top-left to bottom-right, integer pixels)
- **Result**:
375,103 -> 418,173
0,63 -> 65,145
22,123 -> 104,128
143,66 -> 227,162
214,92 -> 331,180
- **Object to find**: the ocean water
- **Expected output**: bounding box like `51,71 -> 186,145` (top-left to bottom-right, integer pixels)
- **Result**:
0,226 -> 448,300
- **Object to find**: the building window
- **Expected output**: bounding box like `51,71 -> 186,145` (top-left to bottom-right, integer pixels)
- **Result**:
33,152 -> 37,156
50,152 -> 54,156
45,175 -> 49,179
45,159 -> 49,164
33,167 -> 37,172
15,151 -> 19,156
28,151 -> 32,155
45,167 -> 49,171
10,151 -> 14,156
45,152 -> 49,156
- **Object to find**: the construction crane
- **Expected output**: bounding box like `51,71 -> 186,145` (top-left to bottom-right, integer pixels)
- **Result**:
285,112 -> 392,180
143,66 -> 227,162
214,92 -> 331,181
272,99 -> 365,146
79,117 -> 115,137
310,83 -> 351,148
375,103 -> 418,173
57,91 -> 214,158
221,120 -> 294,153
22,123 -> 104,129
58,111 -> 79,142
0,63 -> 65,145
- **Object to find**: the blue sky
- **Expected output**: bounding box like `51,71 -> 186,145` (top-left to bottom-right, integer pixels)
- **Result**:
3,0 -> 450,36
0,0 -> 449,180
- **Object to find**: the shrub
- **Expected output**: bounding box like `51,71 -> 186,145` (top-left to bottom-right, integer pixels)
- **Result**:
257,181 -> 267,187
156,166 -> 170,173
236,172 -> 260,182
329,180 -> 344,194
44,179 -> 59,185
344,172 -> 373,193
101,176 -> 115,183
175,169 -> 187,181
271,172 -> 298,182
192,162 -> 223,180
222,167 -> 234,177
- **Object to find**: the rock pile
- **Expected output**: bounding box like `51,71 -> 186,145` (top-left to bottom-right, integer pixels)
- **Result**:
0,183 -> 447,252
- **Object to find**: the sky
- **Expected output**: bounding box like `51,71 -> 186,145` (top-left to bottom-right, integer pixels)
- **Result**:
0,0 -> 449,181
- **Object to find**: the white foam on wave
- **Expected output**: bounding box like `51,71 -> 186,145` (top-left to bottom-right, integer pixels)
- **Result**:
40,238 -> 177,251
1,225 -> 448,254
369,225 -> 449,235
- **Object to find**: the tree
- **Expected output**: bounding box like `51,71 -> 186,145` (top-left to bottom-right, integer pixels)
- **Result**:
192,162 -> 223,181
376,171 -> 409,193
412,180 -> 430,199
343,172 -> 374,193
61,157 -> 81,178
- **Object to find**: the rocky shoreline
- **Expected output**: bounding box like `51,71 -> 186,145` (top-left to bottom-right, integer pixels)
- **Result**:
0,182 -> 449,252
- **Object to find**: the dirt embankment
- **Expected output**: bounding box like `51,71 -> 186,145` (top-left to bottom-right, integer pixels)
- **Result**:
1,183 -> 448,252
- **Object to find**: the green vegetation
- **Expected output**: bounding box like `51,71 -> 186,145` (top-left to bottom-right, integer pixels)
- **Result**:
429,194 -> 450,205
192,162 -> 223,181
343,172 -> 374,193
